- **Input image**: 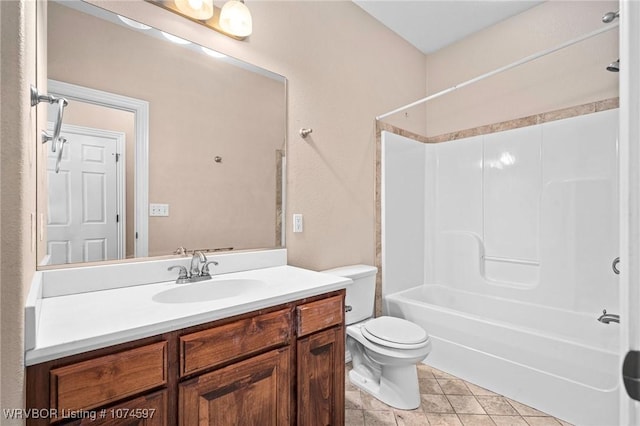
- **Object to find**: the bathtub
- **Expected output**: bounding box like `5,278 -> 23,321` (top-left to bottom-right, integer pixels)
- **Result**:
384,284 -> 620,426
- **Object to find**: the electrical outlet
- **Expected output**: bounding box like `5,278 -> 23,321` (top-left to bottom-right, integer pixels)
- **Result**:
150,203 -> 170,217
293,214 -> 303,233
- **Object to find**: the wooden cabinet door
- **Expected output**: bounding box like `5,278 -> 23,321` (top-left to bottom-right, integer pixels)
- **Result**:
297,326 -> 345,426
179,347 -> 291,426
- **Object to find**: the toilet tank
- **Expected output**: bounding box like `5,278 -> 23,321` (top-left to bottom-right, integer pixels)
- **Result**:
322,264 -> 378,325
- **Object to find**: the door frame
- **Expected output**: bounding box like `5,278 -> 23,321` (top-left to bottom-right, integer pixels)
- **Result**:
619,0 -> 640,423
48,79 -> 149,257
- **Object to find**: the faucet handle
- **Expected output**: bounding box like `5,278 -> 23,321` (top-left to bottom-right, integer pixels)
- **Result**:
201,261 -> 219,276
168,265 -> 190,283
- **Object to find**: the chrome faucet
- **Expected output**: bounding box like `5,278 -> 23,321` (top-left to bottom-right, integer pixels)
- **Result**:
190,251 -> 207,277
597,309 -> 620,324
167,252 -> 218,284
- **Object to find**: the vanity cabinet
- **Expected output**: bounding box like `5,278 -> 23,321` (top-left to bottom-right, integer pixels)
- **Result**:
296,296 -> 345,426
26,290 -> 345,426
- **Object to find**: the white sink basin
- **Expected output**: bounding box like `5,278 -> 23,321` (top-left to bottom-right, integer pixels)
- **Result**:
153,278 -> 267,304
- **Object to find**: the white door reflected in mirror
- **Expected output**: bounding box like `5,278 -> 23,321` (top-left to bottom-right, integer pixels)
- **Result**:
46,122 -> 125,265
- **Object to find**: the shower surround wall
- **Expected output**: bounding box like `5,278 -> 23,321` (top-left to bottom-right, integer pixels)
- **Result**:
381,107 -> 619,426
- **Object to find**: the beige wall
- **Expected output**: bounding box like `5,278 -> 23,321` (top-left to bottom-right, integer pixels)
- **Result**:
423,0 -> 619,136
48,2 -> 286,257
0,0 -> 38,421
87,0 -> 428,269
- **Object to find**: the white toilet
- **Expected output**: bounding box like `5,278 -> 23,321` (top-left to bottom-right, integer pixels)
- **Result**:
322,265 -> 431,410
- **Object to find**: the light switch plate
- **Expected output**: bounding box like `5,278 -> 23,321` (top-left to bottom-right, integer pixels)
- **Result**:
150,203 -> 169,217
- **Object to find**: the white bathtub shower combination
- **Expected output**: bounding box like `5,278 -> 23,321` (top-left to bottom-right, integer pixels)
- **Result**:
381,109 -> 620,426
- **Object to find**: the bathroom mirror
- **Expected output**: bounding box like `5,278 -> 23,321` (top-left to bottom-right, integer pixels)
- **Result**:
38,0 -> 286,267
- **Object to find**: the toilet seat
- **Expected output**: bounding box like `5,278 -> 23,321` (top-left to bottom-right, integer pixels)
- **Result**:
362,316 -> 429,350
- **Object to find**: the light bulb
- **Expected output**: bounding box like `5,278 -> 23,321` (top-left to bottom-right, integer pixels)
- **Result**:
219,0 -> 252,37
174,0 -> 214,20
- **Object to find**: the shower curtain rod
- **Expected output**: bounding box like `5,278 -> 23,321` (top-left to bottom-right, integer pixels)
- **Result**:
376,23 -> 619,121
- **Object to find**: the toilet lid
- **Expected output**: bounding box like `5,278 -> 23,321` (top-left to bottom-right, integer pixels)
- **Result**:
362,316 -> 428,346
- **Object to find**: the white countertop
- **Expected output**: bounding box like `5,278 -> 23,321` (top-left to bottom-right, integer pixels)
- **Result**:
25,265 -> 351,365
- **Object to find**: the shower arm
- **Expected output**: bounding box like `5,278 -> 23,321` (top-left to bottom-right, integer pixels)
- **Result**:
376,23 -> 619,121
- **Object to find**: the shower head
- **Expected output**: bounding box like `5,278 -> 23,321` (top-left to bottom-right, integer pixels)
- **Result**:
602,10 -> 619,23
607,59 -> 620,72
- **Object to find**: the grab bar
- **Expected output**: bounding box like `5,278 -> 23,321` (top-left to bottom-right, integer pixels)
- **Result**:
30,85 -> 69,173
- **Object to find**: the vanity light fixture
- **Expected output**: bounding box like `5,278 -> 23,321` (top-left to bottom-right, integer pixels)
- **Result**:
145,0 -> 252,40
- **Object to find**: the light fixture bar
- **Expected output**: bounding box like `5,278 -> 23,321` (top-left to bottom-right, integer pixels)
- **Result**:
144,0 -> 247,40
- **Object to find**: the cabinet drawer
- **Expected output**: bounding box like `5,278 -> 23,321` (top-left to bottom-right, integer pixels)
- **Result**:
70,390 -> 167,426
180,308 -> 291,377
50,342 -> 167,413
296,295 -> 343,337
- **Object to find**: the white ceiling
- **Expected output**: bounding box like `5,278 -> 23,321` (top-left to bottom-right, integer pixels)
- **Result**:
354,0 -> 544,54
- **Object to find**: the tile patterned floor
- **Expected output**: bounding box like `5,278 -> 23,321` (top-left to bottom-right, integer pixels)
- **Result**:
345,363 -> 573,426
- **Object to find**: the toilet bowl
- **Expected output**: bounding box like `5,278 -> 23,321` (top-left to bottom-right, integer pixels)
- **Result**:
347,316 -> 431,409
321,265 -> 431,410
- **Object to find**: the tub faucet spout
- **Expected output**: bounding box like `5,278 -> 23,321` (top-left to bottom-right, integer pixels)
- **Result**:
597,309 -> 620,324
